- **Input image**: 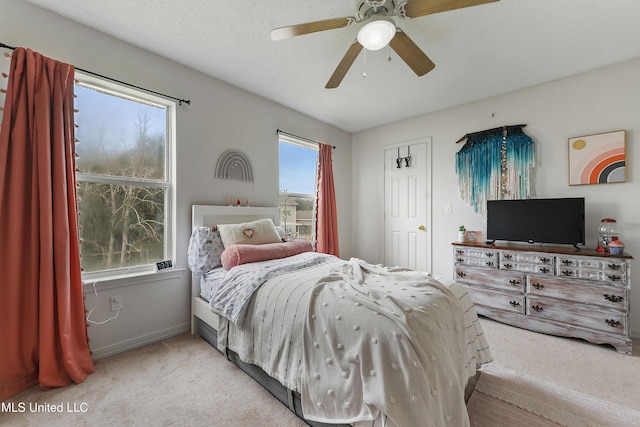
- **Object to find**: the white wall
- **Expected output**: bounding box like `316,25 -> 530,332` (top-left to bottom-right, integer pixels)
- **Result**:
352,58 -> 640,338
1,0 -> 352,357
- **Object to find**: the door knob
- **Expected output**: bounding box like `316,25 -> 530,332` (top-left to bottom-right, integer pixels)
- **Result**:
418,225 -> 425,231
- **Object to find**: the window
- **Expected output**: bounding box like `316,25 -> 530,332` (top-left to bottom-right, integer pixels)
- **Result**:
279,136 -> 318,242
74,74 -> 175,278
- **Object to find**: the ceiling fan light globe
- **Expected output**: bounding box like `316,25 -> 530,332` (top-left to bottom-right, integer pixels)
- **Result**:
357,17 -> 396,51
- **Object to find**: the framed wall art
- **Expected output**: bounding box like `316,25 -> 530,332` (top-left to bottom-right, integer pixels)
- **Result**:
568,130 -> 626,185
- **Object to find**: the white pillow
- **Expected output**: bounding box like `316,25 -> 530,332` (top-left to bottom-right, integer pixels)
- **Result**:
217,218 -> 282,247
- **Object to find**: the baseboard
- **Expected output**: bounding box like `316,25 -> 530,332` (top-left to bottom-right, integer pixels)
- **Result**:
89,322 -> 191,360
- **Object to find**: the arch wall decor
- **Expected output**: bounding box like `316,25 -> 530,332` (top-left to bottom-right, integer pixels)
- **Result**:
215,150 -> 254,182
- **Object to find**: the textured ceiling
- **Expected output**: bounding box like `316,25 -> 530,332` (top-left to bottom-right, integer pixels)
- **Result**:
23,0 -> 640,133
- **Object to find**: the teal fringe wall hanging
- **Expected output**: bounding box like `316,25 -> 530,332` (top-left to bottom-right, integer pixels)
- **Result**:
455,125 -> 536,215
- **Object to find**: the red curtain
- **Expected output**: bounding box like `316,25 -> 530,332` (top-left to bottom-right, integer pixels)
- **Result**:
0,48 -> 94,400
315,143 -> 339,257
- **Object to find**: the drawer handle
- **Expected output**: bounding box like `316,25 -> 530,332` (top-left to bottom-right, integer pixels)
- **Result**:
605,319 -> 621,328
485,261 -> 494,267
531,305 -> 544,312
508,279 -> 521,286
509,300 -> 521,307
604,294 -> 624,303
540,257 -> 551,264
561,259 -> 574,266
456,257 -> 464,263
561,270 -> 574,277
539,267 -> 550,274
607,275 -> 622,282
504,254 -> 513,260
457,271 -> 466,278
531,283 -> 544,290
456,249 -> 464,255
608,263 -> 621,270
504,263 -> 513,269
485,253 -> 495,258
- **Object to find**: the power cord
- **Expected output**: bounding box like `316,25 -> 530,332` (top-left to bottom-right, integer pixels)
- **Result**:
85,280 -> 120,325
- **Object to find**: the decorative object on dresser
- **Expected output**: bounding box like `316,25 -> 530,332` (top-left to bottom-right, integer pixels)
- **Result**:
464,230 -> 482,243
597,217 -> 618,253
453,242 -> 632,355
458,225 -> 466,243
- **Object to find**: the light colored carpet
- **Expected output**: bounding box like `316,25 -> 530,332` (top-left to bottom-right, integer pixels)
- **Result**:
3,319 -> 640,426
2,334 -> 306,427
478,318 -> 640,412
468,364 -> 640,426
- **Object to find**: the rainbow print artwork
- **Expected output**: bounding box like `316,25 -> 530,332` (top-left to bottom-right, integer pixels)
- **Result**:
568,130 -> 626,185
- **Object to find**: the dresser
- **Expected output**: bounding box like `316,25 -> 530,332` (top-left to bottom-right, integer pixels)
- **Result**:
453,242 -> 632,354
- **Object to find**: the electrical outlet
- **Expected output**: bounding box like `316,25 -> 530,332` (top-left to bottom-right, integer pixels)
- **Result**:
155,259 -> 173,272
111,294 -> 123,312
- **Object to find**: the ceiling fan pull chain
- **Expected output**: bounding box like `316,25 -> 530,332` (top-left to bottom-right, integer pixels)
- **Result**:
388,20 -> 393,62
363,49 -> 367,78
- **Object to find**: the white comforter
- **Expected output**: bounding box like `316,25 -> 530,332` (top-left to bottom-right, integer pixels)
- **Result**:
213,254 -> 492,426
301,258 -> 473,426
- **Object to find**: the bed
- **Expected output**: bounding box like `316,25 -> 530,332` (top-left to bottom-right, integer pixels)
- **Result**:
189,205 -> 492,427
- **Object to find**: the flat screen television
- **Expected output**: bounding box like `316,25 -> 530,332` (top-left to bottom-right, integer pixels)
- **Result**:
486,197 -> 585,247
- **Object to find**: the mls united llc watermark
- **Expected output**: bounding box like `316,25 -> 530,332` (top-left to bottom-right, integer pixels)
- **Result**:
2,401 -> 89,413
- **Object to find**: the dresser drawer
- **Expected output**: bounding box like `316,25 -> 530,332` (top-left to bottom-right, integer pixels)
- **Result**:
556,256 -> 628,284
455,256 -> 498,268
465,285 -> 525,314
556,266 -> 627,285
527,276 -> 628,310
500,261 -> 555,275
500,251 -> 554,266
453,247 -> 499,268
557,256 -> 627,271
455,267 -> 526,293
528,296 -> 628,335
454,246 -> 499,259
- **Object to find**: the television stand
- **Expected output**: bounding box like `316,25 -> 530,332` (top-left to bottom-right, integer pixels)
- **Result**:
453,241 -> 632,354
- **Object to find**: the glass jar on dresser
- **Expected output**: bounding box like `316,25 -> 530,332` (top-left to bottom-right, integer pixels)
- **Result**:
453,242 -> 632,355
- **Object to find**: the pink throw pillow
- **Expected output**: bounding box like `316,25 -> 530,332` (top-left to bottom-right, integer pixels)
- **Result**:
221,239 -> 313,270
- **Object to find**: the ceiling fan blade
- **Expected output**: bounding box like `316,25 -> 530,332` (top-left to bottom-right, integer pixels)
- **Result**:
325,41 -> 363,89
403,0 -> 499,19
389,29 -> 435,76
271,17 -> 355,41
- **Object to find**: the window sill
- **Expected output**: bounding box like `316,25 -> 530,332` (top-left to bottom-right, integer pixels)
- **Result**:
82,268 -> 186,292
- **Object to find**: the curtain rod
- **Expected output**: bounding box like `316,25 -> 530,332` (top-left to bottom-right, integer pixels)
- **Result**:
1,42 -> 191,106
276,129 -> 335,149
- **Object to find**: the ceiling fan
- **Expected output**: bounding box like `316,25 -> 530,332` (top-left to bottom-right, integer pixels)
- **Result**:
271,0 -> 499,88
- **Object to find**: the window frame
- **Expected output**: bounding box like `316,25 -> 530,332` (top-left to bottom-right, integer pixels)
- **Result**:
74,72 -> 176,281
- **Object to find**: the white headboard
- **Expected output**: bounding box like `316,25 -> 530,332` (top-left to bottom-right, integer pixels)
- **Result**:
192,205 -> 280,229
190,205 -> 280,297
